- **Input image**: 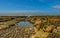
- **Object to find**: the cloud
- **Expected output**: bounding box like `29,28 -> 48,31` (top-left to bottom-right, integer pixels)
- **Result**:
15,10 -> 44,12
53,5 -> 60,8
0,10 -> 59,13
0,10 -> 60,16
15,10 -> 60,13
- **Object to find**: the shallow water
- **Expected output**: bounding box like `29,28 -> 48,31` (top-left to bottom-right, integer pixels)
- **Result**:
17,21 -> 34,28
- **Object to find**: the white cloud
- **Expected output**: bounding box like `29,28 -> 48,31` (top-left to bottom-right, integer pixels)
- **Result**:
15,10 -> 60,13
53,5 -> 60,8
0,10 -> 60,16
15,10 -> 44,13
0,10 -> 59,13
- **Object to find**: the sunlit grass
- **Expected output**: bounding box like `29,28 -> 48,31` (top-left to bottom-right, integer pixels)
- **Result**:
56,31 -> 60,35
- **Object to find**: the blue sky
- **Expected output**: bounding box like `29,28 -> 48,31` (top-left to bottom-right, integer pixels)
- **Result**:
0,0 -> 60,15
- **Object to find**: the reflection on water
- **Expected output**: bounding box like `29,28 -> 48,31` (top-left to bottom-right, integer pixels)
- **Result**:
17,21 -> 34,27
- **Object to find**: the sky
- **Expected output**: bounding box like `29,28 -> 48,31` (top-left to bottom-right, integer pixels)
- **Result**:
0,0 -> 60,15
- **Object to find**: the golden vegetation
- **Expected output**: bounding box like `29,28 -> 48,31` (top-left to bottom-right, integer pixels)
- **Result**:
0,16 -> 60,38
